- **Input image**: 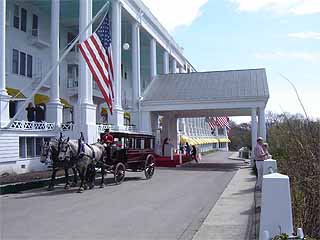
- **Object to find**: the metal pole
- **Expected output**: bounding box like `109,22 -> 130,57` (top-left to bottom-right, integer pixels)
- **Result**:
5,1 -> 110,129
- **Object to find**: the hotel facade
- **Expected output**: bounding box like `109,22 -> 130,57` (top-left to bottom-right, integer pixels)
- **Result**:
0,0 -> 266,175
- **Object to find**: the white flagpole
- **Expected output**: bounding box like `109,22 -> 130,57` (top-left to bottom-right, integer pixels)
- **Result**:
5,1 -> 111,129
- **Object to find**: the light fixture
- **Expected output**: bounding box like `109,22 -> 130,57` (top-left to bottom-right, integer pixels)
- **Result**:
123,42 -> 130,50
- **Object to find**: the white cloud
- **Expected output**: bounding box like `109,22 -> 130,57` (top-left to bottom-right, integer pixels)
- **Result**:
229,0 -> 320,15
288,32 -> 320,40
254,51 -> 320,63
142,0 -> 208,32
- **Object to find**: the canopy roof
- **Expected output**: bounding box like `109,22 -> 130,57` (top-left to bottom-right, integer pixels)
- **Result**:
141,68 -> 269,117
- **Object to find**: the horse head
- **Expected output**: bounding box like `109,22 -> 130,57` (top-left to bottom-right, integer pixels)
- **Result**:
40,140 -> 51,164
58,137 -> 72,162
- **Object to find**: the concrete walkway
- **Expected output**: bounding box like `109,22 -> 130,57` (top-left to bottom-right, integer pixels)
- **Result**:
193,165 -> 256,240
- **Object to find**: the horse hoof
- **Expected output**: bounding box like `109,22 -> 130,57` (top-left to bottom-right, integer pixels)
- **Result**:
77,188 -> 84,193
100,184 -> 105,188
64,184 -> 70,190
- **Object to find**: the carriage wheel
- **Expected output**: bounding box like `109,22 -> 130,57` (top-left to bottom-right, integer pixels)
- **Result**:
144,155 -> 155,179
114,162 -> 126,184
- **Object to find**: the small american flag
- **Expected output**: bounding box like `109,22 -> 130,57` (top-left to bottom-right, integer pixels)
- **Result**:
78,14 -> 114,114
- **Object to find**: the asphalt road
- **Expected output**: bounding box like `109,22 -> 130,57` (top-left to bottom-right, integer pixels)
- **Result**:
0,152 -> 243,240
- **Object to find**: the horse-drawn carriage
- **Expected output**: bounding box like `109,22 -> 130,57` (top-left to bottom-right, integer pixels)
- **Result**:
40,131 -> 155,192
104,132 -> 156,184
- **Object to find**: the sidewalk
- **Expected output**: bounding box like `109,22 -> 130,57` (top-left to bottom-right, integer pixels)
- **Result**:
193,166 -> 257,240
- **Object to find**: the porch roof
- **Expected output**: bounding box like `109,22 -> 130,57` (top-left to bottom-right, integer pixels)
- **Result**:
140,68 -> 269,117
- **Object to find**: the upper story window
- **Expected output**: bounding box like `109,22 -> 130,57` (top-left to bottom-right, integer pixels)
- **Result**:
13,5 -> 19,29
12,49 -> 33,78
32,14 -> 38,36
67,32 -> 77,51
12,49 -> 19,74
21,8 -> 27,32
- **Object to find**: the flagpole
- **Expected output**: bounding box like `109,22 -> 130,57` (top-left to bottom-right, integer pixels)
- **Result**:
5,1 -> 111,129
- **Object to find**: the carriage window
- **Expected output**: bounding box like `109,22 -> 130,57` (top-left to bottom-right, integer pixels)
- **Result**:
127,138 -> 134,148
141,139 -> 145,149
136,138 -> 141,149
145,138 -> 151,149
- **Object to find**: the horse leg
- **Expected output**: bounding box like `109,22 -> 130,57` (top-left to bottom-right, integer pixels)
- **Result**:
64,168 -> 70,190
71,167 -> 77,187
88,163 -> 96,189
48,168 -> 57,191
77,168 -> 85,193
100,163 -> 105,188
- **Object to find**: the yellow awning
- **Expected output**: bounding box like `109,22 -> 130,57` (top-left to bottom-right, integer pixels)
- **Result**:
6,88 -> 26,98
210,138 -> 219,143
180,135 -> 189,144
219,138 -> 231,143
60,98 -> 72,108
34,94 -> 49,105
101,107 -> 108,115
124,111 -> 130,120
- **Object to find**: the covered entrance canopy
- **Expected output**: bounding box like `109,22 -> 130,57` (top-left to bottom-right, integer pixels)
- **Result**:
140,68 -> 269,151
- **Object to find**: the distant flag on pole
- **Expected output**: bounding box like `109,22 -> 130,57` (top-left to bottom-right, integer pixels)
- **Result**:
216,116 -> 231,129
78,13 -> 114,114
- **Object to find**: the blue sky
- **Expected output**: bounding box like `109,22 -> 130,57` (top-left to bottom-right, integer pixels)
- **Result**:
143,0 -> 320,121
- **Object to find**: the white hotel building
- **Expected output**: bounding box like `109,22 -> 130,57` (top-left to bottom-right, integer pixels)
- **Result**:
0,0 -> 268,174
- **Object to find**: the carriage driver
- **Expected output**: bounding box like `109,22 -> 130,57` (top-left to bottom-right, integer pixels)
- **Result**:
101,128 -> 114,161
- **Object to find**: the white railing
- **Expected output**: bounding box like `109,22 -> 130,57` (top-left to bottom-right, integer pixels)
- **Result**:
9,121 -> 55,131
61,122 -> 73,131
97,124 -> 137,133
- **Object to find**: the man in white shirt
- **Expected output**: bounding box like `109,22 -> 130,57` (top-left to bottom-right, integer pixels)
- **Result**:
254,137 -> 268,190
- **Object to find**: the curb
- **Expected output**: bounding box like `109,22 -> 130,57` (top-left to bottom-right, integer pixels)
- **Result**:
0,176 -> 67,195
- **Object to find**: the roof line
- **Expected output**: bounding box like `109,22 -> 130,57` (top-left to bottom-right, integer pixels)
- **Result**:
155,68 -> 266,77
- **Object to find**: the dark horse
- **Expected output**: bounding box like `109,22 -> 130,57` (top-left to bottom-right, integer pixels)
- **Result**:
40,139 -> 78,191
58,139 -> 106,193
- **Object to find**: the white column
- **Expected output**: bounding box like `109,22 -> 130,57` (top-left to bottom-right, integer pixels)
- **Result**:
150,38 -> 157,78
46,0 -> 63,126
171,59 -> 177,73
76,0 -> 96,143
163,51 -> 169,74
0,0 -> 9,128
259,106 -> 266,140
109,0 -> 124,128
251,108 -> 258,152
131,20 -> 140,127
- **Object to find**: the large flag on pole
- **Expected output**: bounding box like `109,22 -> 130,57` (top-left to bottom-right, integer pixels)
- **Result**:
216,116 -> 231,129
78,14 -> 114,114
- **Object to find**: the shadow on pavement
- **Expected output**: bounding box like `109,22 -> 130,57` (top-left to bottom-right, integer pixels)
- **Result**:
12,176 -> 143,199
166,162 -> 243,172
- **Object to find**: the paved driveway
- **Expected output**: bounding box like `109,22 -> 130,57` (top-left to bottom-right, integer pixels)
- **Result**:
0,152 -> 243,240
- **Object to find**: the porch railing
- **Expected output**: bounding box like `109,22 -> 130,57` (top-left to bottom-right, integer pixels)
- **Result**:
9,121 -> 55,131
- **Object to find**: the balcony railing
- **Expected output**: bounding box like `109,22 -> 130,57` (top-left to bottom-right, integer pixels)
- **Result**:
97,124 -> 137,133
9,121 -> 55,131
61,122 -> 73,131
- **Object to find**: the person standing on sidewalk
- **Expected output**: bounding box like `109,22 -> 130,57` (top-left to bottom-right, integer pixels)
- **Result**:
254,137 -> 268,190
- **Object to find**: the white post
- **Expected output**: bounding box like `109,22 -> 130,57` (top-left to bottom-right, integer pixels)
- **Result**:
46,0 -> 63,126
109,0 -> 124,128
163,51 -> 169,74
76,0 -> 96,143
259,106 -> 266,140
259,173 -> 293,239
172,59 -> 177,73
131,20 -> 140,127
251,107 -> 258,156
0,0 -> 9,128
150,38 -> 157,78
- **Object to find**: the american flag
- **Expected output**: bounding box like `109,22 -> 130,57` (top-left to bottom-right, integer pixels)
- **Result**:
78,14 -> 114,114
207,116 -> 230,129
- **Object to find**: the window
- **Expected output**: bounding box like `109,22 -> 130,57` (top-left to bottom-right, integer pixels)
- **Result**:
67,32 -> 76,51
20,52 -> 26,76
12,49 -> 19,74
19,137 -> 26,158
27,54 -> 33,78
67,64 -> 79,87
9,101 -> 17,118
13,5 -> 19,29
145,138 -> 151,149
35,138 -> 42,156
136,138 -> 141,149
26,137 -> 35,157
32,14 -> 38,36
20,8 -> 27,32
